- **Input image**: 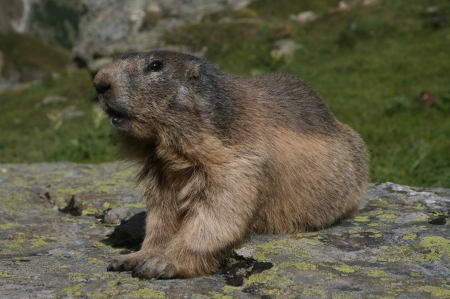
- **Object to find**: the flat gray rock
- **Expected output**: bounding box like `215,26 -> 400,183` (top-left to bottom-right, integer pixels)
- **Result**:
0,162 -> 449,298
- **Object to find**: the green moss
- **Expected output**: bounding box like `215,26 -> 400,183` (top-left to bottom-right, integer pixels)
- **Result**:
367,270 -> 387,278
252,238 -> 315,261
379,246 -> 412,263
87,257 -> 106,265
331,293 -> 354,299
123,202 -> 146,208
300,236 -> 324,246
332,263 -> 356,274
245,272 -> 275,284
345,228 -> 382,238
326,273 -> 338,280
62,283 -> 84,297
301,285 -> 328,297
129,289 -> 166,299
420,286 -> 450,298
0,222 -> 20,229
7,232 -> 26,252
377,213 -> 397,219
401,234 -> 418,241
410,272 -> 424,278
415,236 -> 450,262
377,198 -> 389,208
85,289 -> 121,298
221,285 -> 241,293
0,271 -> 11,277
30,235 -> 57,249
354,216 -> 370,222
208,292 -> 232,299
245,270 -> 291,286
412,216 -> 430,222
419,236 -> 450,249
280,261 -> 317,271
252,240 -> 284,261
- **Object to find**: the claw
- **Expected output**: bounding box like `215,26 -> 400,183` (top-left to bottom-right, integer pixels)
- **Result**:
107,252 -> 178,279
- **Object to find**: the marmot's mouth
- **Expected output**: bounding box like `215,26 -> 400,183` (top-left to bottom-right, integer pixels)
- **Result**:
101,101 -> 130,127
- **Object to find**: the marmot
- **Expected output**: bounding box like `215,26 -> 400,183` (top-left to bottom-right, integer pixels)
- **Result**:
93,50 -> 368,279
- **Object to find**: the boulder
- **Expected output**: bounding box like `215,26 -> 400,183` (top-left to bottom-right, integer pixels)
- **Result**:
72,0 -> 253,75
0,162 -> 449,298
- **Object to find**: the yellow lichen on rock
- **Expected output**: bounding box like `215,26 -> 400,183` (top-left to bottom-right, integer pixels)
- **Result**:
332,263 -> 356,274
415,236 -> 450,262
129,288 -> 166,299
279,261 -> 318,271
420,286 -> 450,298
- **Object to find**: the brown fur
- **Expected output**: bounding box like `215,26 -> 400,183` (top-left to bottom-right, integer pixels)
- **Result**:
93,50 -> 368,279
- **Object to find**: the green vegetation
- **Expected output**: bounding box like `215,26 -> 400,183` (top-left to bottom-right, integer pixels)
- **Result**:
0,32 -> 71,81
31,0 -> 79,49
0,70 -> 116,162
1,0 -> 449,187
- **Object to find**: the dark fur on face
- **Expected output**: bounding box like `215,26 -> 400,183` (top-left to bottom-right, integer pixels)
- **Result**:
93,50 -> 369,279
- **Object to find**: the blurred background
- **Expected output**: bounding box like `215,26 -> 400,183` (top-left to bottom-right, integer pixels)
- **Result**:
0,0 -> 449,187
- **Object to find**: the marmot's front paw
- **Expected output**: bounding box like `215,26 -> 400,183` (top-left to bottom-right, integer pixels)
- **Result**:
107,251 -> 178,279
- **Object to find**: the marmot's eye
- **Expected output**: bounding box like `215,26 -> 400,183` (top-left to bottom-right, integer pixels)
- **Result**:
147,60 -> 163,72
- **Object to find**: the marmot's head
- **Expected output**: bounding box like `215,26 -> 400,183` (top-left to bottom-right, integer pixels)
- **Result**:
93,51 -> 209,141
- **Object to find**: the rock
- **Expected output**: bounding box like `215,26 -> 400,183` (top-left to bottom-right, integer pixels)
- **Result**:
104,211 -> 147,249
0,162 -> 450,298
426,6 -> 440,14
61,105 -> 85,120
236,246 -> 254,259
104,206 -> 146,225
0,70 -> 21,92
338,1 -> 351,10
423,5 -> 450,29
270,39 -> 303,60
290,11 -> 318,23
42,95 -> 68,105
59,195 -> 83,216
363,0 -> 380,5
72,0 -> 253,75
336,0 -> 380,11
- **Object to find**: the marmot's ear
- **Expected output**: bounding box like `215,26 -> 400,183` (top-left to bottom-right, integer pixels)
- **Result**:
186,61 -> 200,80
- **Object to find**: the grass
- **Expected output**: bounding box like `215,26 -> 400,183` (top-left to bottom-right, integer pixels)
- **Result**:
0,70 -> 116,163
1,0 -> 449,187
0,32 -> 71,80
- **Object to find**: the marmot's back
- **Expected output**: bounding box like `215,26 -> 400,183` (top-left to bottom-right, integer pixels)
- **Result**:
227,75 -> 369,234
243,73 -> 339,136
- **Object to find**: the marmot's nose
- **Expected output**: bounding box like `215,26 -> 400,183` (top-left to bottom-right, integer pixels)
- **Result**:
94,80 -> 111,94
93,70 -> 112,94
